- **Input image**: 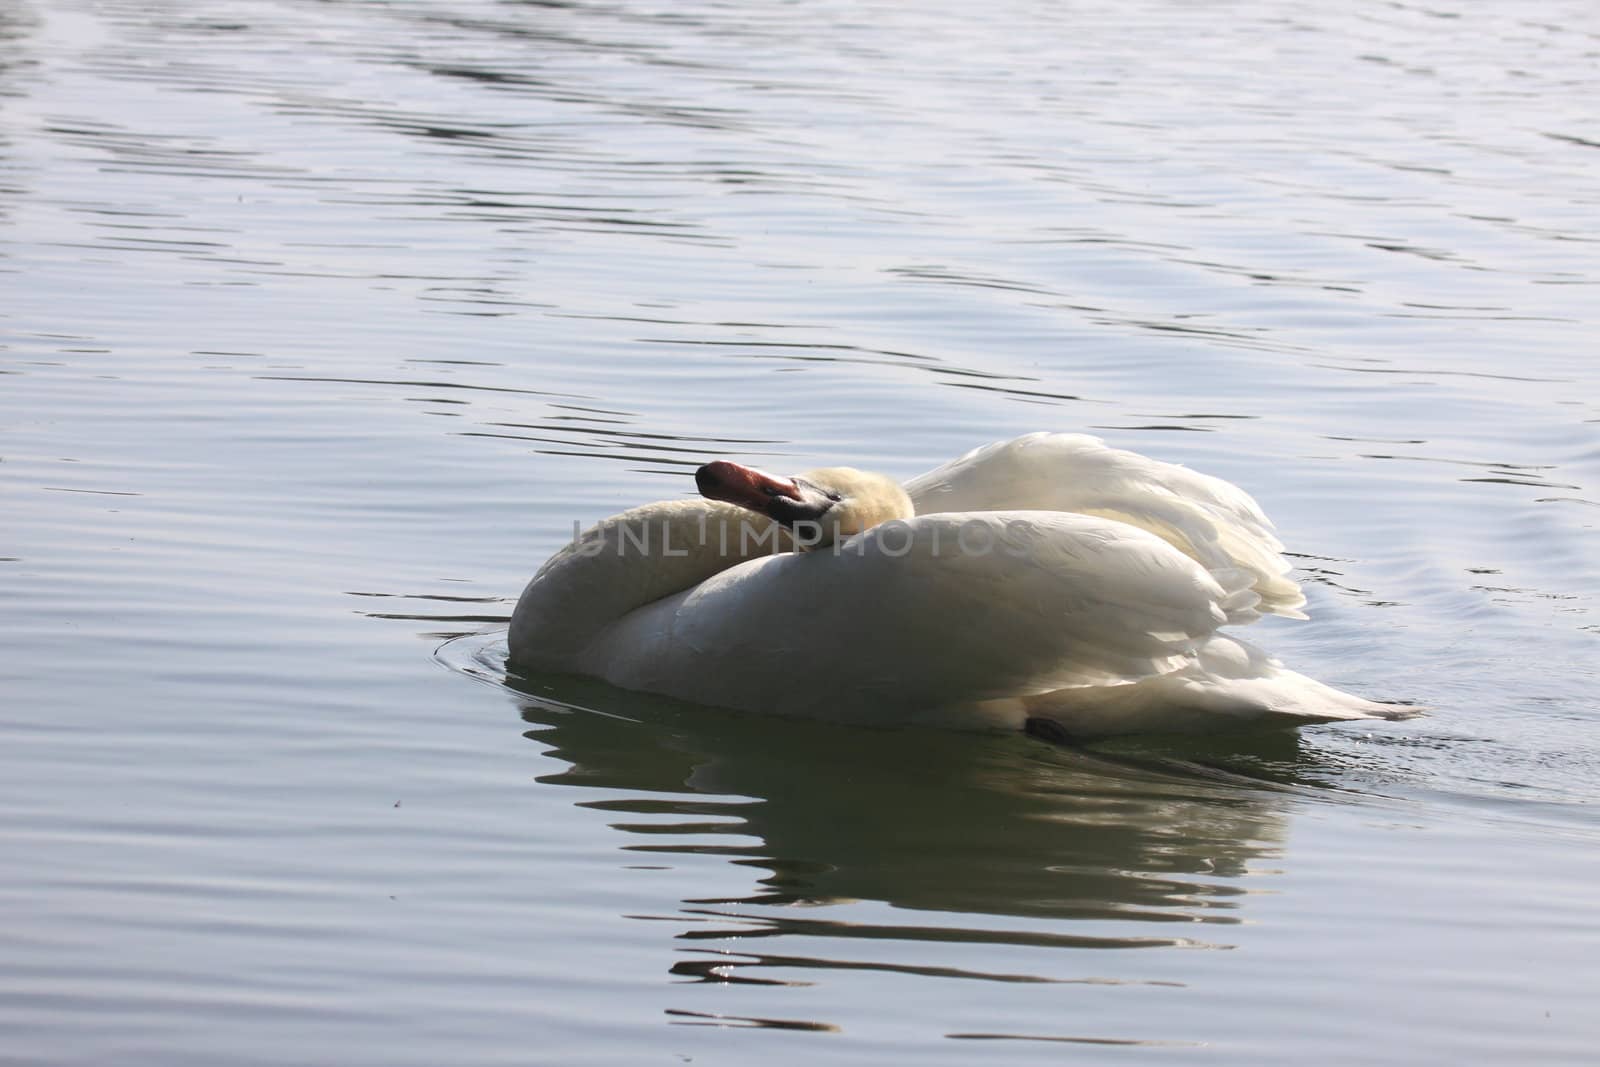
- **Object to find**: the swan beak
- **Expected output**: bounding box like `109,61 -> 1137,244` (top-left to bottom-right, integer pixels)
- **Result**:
696,461 -> 802,513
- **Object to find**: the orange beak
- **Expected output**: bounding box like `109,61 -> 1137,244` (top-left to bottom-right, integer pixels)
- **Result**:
695,461 -> 802,514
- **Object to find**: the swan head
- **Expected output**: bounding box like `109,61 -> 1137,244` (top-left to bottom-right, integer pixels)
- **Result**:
695,461 -> 913,549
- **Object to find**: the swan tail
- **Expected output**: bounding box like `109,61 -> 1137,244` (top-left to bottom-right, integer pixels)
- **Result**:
1015,636 -> 1420,741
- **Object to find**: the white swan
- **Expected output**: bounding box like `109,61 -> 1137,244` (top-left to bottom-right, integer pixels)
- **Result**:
508,432 -> 1411,740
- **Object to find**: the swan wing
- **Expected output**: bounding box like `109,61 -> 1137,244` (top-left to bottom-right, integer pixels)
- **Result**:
903,433 -> 1306,619
1014,635 -> 1415,740
582,512 -> 1255,726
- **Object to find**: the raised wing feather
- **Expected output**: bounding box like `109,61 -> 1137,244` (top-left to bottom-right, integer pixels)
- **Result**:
903,432 -> 1306,619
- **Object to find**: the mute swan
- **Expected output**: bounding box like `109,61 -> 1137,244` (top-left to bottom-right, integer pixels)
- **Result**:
508,432 -> 1411,740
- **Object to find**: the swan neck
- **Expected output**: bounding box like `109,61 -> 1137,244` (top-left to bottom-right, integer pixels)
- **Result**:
508,500 -> 790,669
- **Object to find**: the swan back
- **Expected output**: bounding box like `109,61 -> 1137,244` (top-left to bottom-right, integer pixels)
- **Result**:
581,511 -> 1249,725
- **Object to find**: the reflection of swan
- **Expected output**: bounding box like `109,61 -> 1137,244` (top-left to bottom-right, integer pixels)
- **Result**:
510,433 -> 1410,739
428,651 -> 1321,1033
474,663 -> 1300,928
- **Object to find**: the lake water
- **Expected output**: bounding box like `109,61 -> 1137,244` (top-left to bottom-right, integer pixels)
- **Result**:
3,0 -> 1598,1062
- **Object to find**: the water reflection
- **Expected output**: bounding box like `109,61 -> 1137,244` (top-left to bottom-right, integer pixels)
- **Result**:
454,645 -> 1321,961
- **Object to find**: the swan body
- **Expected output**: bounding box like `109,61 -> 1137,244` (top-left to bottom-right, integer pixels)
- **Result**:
508,433 -> 1409,739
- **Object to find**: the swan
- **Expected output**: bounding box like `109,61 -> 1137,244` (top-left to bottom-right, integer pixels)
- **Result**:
508,432 -> 1412,740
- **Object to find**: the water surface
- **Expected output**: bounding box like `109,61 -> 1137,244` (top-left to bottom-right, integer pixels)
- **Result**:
3,0 -> 1598,1063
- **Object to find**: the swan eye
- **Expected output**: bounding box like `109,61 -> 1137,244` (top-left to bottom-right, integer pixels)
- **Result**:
790,476 -> 841,504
